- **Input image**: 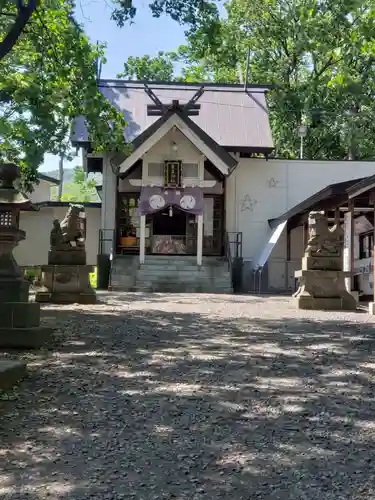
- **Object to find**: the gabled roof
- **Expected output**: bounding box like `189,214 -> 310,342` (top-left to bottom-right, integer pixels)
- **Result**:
119,107 -> 237,176
71,80 -> 274,154
35,201 -> 101,208
347,175 -> 375,199
268,177 -> 366,229
38,173 -> 60,185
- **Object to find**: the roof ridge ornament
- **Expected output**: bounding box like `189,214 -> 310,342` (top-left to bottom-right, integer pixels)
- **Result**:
145,84 -> 204,117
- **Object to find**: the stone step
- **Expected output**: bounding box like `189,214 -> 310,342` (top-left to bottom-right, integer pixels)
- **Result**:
133,279 -> 231,288
110,254 -> 232,294
141,257 -> 227,266
132,284 -> 233,293
136,270 -> 231,279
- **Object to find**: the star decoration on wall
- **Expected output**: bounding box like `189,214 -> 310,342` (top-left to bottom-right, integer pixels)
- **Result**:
240,195 -> 258,212
267,177 -> 279,188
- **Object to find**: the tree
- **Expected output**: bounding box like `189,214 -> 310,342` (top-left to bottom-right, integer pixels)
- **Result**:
0,0 -> 221,188
60,166 -> 98,202
0,0 -> 219,62
0,0 -> 38,61
0,0 -> 127,188
117,52 -> 175,81
176,0 -> 375,160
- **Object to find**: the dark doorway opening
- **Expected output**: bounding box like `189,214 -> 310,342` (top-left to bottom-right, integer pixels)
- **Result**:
153,207 -> 186,236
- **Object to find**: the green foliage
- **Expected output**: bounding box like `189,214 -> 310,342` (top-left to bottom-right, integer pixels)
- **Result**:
117,51 -> 176,81
89,267 -> 97,289
111,0 -> 218,27
175,0 -> 375,160
0,0 -> 127,189
58,166 -> 98,203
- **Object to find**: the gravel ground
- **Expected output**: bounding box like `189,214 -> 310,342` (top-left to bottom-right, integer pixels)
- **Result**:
1,292 -> 375,500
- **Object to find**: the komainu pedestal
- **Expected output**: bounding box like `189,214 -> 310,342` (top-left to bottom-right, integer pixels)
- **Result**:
36,264 -> 96,304
0,163 -> 53,349
294,211 -> 356,311
35,204 -> 96,304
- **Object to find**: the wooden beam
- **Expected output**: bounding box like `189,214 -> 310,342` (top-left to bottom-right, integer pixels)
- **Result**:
303,221 -> 308,249
373,203 -> 375,306
286,221 -> 291,261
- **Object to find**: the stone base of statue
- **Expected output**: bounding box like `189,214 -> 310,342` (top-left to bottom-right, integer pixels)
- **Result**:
0,291 -> 54,348
35,264 -> 96,304
294,256 -> 357,311
48,249 -> 86,266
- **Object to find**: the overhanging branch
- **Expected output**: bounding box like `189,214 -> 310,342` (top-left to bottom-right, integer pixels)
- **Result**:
0,0 -> 38,61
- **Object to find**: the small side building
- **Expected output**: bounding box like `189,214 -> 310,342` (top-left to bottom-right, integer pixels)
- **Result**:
14,173 -> 101,267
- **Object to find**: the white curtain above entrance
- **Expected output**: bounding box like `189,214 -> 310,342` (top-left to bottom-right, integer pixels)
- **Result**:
137,186 -> 204,215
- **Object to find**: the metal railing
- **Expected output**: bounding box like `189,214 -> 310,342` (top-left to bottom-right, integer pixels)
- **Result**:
224,232 -> 243,287
98,228 -> 115,256
98,229 -> 116,289
224,232 -> 233,274
226,232 -> 243,259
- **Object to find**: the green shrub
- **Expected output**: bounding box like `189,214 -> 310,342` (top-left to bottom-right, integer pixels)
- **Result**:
89,267 -> 97,289
23,268 -> 42,282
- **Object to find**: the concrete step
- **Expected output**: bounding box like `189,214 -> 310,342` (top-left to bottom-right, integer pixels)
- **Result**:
111,254 -> 232,294
136,270 -> 230,278
132,284 -> 233,293
142,257 -> 227,266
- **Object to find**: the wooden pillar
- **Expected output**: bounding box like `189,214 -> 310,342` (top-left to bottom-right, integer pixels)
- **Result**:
344,200 -> 354,292
286,224 -> 291,261
302,221 -> 308,249
140,215 -> 146,264
334,207 -> 340,226
373,202 -> 375,307
350,201 -> 355,292
285,222 -> 291,291
197,214 -> 203,266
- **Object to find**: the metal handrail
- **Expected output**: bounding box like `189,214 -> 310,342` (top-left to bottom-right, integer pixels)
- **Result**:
98,229 -> 116,290
225,231 -> 243,290
225,231 -> 233,274
226,231 -> 243,259
98,228 -> 115,255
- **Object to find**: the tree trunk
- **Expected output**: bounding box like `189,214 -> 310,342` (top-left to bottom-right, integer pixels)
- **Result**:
0,0 -> 38,61
58,155 -> 64,201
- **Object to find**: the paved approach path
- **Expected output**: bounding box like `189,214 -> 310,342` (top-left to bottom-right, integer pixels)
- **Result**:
1,293 -> 375,499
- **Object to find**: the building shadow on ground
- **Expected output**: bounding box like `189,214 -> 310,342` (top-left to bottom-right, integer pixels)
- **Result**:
0,299 -> 375,499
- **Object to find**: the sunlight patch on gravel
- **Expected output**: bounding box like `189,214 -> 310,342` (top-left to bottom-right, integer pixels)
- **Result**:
1,293 -> 375,500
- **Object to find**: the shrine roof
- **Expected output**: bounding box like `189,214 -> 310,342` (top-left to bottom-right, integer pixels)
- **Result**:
268,177 -> 367,229
71,80 -> 274,156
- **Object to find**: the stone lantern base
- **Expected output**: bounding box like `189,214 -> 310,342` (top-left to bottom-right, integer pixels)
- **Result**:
0,359 -> 27,390
35,264 -> 96,304
0,290 -> 53,348
0,163 -> 54,350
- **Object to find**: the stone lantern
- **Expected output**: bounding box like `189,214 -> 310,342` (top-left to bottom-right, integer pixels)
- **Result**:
0,163 -> 53,348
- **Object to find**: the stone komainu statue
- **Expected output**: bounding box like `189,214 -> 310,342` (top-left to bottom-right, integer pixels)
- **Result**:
305,211 -> 343,257
50,204 -> 85,250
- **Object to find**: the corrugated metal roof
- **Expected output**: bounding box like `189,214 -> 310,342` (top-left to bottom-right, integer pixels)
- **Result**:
71,81 -> 274,151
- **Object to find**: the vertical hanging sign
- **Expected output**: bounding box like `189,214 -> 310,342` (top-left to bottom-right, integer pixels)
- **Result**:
164,161 -> 181,187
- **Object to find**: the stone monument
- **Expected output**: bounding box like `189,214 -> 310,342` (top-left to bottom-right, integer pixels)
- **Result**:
294,211 -> 357,310
35,204 -> 96,304
0,163 -> 53,349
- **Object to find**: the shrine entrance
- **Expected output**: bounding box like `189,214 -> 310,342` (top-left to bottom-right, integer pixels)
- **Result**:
116,192 -> 224,258
151,207 -> 197,255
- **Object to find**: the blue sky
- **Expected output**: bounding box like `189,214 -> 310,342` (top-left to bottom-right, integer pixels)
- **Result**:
40,2 -> 187,172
